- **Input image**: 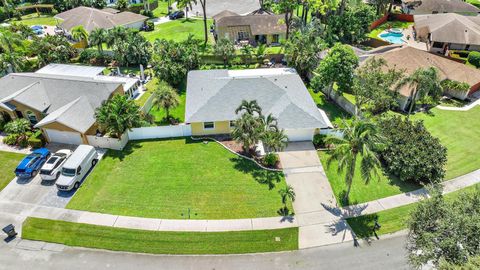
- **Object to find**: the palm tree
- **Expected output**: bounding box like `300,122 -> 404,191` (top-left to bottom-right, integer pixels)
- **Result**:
235,100 -> 262,116
279,185 -> 295,204
89,28 -> 107,52
231,113 -> 263,153
71,25 -> 89,43
326,119 -> 384,204
397,67 -> 443,117
241,44 -> 254,67
0,30 -> 24,72
106,26 -> 127,48
263,129 -> 288,152
153,81 -> 180,122
95,95 -> 143,138
260,113 -> 278,132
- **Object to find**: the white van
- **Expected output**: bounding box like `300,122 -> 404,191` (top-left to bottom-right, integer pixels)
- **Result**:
56,145 -> 98,191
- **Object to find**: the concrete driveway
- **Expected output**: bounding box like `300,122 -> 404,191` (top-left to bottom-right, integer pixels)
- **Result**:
279,142 -> 354,248
189,0 -> 260,17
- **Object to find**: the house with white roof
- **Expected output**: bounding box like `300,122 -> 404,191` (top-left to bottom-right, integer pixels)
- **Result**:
185,68 -> 333,141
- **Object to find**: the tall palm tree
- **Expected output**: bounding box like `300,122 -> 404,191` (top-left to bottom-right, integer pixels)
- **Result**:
153,81 -> 180,122
326,119 -> 384,203
89,28 -> 107,52
232,113 -> 263,153
397,67 -> 443,117
0,30 -> 25,72
71,25 -> 89,43
235,100 -> 262,116
260,113 -> 279,132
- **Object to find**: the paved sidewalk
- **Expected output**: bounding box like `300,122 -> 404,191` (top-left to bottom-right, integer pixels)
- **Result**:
278,142 -> 354,249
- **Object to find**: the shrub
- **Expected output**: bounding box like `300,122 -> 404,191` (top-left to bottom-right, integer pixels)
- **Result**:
467,51 -> 480,68
440,79 -> 470,94
378,116 -> 447,184
145,20 -> 154,31
313,134 -> 327,148
263,153 -> 279,167
28,131 -> 45,148
79,50 -> 113,66
140,9 -> 154,18
3,134 -> 18,145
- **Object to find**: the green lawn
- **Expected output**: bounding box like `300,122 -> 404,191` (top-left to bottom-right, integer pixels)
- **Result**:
412,107 -> 480,179
9,14 -> 59,26
22,217 -> 298,254
147,80 -> 186,125
0,151 -> 25,191
134,77 -> 157,107
308,88 -> 352,127
67,138 -> 290,219
141,18 -> 213,43
319,152 -> 421,206
347,184 -> 480,238
368,20 -> 413,40
467,0 -> 480,8
152,0 -> 170,18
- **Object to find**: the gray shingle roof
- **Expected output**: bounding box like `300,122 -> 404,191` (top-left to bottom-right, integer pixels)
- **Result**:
414,13 -> 480,45
185,69 -> 332,130
0,73 -> 121,132
403,0 -> 480,14
215,12 -> 286,35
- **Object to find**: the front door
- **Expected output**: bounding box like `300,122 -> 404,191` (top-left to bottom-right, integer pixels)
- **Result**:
15,110 -> 23,118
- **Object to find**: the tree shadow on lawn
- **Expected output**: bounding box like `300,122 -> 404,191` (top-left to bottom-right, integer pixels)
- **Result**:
106,140 -> 144,161
345,213 -> 379,239
229,156 -> 283,190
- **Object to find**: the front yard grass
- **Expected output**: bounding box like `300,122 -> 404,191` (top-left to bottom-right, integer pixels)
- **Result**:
368,20 -> 413,40
152,0 -> 170,18
412,107 -> 480,179
319,152 -> 421,206
9,14 -> 59,26
347,184 -> 480,238
67,138 -> 290,219
22,217 -> 298,254
141,18 -> 213,43
0,151 -> 25,191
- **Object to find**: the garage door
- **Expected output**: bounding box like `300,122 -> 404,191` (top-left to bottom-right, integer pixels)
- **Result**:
285,128 -> 314,142
44,129 -> 82,145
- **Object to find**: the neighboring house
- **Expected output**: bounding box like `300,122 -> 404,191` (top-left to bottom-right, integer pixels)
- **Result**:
212,10 -> 286,45
185,68 -> 333,142
106,0 -> 142,5
365,46 -> 480,110
55,6 -> 148,33
414,13 -> 480,53
402,0 -> 480,15
0,73 -> 124,145
35,64 -> 142,99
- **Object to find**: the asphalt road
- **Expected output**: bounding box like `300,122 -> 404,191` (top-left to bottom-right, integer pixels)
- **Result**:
0,234 -> 411,270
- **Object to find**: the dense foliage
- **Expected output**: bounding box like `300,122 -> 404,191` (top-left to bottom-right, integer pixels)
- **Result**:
407,187 -> 480,268
32,35 -> 77,67
151,36 -> 201,86
214,38 -> 235,68
378,116 -> 447,184
467,51 -> 480,68
326,4 -> 376,44
353,57 -> 404,115
111,29 -> 151,66
95,95 -> 143,138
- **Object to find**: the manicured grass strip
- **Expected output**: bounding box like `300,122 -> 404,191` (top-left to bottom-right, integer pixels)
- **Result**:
22,217 -> 298,254
347,184 -> 480,238
67,138 -> 289,219
0,151 -> 25,191
9,14 -> 59,26
141,18 -> 213,43
412,107 -> 480,179
319,151 -> 421,207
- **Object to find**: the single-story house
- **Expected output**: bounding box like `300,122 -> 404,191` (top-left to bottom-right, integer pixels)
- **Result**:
185,68 -> 333,142
35,64 -> 142,99
0,72 -> 125,145
402,0 -> 480,15
414,13 -> 480,53
212,10 -> 286,45
365,46 -> 480,110
55,6 -> 148,33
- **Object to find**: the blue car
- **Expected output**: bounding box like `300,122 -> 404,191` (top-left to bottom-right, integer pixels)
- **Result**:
15,148 -> 51,178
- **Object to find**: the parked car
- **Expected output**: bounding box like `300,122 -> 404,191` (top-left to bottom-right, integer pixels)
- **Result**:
39,149 -> 73,181
56,145 -> 98,191
169,10 -> 185,20
14,148 -> 51,178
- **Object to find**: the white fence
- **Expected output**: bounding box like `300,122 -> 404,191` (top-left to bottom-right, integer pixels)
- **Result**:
127,124 -> 192,140
86,133 -> 129,150
140,92 -> 155,114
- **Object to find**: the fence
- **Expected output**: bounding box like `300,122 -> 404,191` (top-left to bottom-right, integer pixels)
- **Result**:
127,124 -> 192,140
86,133 -> 130,151
140,92 -> 155,114
320,88 -> 357,116
370,13 -> 389,30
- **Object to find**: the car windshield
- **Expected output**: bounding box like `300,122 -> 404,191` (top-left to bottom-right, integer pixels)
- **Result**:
47,157 -> 58,164
62,168 -> 76,176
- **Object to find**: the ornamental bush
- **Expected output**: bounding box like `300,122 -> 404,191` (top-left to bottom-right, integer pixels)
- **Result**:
263,153 -> 279,167
378,116 -> 447,184
467,51 -> 480,68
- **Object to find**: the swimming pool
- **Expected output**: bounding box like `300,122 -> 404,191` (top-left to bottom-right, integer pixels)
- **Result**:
378,30 -> 405,44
